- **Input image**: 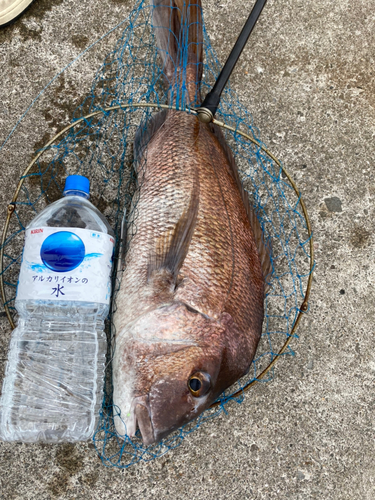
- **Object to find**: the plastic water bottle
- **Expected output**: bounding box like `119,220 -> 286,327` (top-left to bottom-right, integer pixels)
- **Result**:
0,175 -> 115,442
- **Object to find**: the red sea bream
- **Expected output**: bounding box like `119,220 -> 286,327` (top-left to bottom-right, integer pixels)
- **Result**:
112,0 -> 271,445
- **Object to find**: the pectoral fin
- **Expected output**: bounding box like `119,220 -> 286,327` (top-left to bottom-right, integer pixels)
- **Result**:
147,176 -> 200,285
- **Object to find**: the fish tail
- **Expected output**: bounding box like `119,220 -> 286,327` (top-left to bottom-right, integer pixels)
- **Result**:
151,0 -> 204,106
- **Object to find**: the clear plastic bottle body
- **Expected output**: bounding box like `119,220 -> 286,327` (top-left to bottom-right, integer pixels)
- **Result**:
0,188 -> 114,442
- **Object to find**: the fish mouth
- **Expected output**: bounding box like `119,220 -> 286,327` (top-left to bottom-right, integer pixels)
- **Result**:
128,396 -> 156,446
135,403 -> 155,446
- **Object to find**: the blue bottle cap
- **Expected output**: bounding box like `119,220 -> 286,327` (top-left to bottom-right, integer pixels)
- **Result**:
63,175 -> 90,195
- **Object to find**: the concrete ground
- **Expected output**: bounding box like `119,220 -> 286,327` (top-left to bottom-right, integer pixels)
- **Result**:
0,0 -> 374,498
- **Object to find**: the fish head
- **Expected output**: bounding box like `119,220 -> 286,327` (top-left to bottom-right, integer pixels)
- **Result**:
144,343 -> 222,445
113,302 -> 253,445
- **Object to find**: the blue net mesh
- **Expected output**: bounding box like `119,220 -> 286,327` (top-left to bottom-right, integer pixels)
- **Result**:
0,0 -> 313,468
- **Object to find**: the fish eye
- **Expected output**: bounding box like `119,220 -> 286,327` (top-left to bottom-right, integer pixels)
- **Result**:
188,372 -> 211,397
189,378 -> 201,392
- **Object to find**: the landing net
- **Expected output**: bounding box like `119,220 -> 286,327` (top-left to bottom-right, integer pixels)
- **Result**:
0,0 -> 313,468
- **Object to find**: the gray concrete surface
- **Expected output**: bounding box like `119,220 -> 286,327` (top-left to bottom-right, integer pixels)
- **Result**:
0,0 -> 374,498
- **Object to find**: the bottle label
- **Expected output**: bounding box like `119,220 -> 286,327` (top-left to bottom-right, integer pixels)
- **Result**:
16,227 -> 115,305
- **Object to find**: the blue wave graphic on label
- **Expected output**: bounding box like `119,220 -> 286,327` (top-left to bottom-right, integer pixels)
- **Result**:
84,253 -> 103,260
40,231 -> 85,272
28,263 -> 47,273
27,253 -> 104,273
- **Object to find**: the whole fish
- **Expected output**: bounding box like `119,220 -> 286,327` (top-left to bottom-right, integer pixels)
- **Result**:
112,0 -> 270,446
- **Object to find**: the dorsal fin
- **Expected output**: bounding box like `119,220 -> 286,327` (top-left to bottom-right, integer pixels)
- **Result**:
210,123 -> 272,291
147,174 -> 200,282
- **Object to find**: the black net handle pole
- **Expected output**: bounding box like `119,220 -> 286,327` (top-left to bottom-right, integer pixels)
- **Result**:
197,0 -> 268,123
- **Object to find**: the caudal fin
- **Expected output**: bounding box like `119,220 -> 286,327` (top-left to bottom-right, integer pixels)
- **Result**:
150,0 -> 203,106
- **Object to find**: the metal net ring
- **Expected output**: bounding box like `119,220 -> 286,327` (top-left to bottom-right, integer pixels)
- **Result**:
0,103 -> 314,413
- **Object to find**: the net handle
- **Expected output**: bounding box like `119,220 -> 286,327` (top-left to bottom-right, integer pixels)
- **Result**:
198,0 -> 268,122
0,103 -> 314,398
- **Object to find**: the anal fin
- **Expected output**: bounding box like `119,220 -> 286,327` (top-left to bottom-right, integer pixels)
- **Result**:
134,109 -> 168,164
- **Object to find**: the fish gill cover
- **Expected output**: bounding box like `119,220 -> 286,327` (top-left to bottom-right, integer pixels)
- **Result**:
0,0 -> 313,467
